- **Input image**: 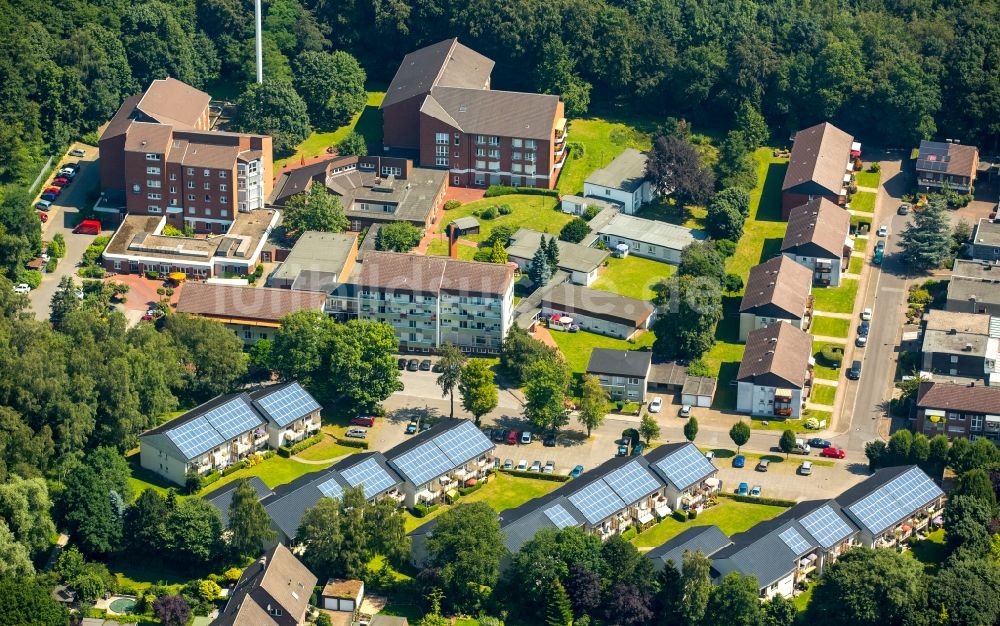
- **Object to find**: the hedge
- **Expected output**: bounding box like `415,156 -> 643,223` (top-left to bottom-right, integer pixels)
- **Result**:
498,468 -> 571,482
483,185 -> 559,198
335,437 -> 369,450
201,470 -> 221,488
717,492 -> 795,507
222,462 -> 246,477
277,433 -> 324,458
411,503 -> 439,518
457,481 -> 484,496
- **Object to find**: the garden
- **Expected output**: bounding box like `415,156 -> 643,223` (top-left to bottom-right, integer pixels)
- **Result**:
850,191 -> 876,213
437,194 -> 569,244
811,279 -> 860,314
810,315 -> 850,339
812,341 -> 845,381
631,499 -> 787,548
590,255 -> 676,301
556,118 -> 655,195
548,328 -> 655,375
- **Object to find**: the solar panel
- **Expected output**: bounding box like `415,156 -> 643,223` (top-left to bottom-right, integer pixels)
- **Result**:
392,440 -> 455,487
255,383 -> 321,427
340,457 -> 398,499
604,461 -> 662,505
568,480 -> 627,525
434,421 -> 493,466
202,397 -> 264,440
654,445 -> 716,490
543,503 -> 579,529
316,475 -> 344,499
847,467 -> 943,535
799,505 -> 854,549
891,467 -> 944,514
166,416 -> 225,459
778,527 -> 812,554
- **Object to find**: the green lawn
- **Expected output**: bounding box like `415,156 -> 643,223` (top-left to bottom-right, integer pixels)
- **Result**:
108,554 -> 187,594
749,416 -> 808,431
426,238 -> 478,260
812,279 -> 859,314
908,528 -> 947,572
436,195 -> 570,243
848,256 -> 863,274
812,341 -> 845,381
275,91 -> 385,169
405,472 -> 560,533
294,434 -> 358,462
811,315 -> 850,338
556,118 -> 654,195
549,329 -> 655,374
853,237 -> 868,252
850,191 -> 876,213
855,170 -> 881,188
803,408 -> 833,423
793,583 -> 814,614
811,384 -> 837,406
590,255 -> 675,301
632,500 -> 787,548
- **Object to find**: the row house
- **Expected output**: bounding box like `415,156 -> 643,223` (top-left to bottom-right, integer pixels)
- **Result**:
915,140 -> 979,193
738,256 -> 814,341
381,38 -> 566,189
585,348 -> 653,403
781,122 -> 858,219
919,309 -> 999,382
781,198 -> 852,286
946,259 -> 1000,316
139,382 -> 322,486
913,381 -> 1000,443
736,322 -> 814,418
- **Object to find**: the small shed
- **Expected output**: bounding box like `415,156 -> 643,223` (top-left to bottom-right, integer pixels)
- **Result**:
321,578 -> 364,613
449,216 -> 480,236
681,376 -> 717,408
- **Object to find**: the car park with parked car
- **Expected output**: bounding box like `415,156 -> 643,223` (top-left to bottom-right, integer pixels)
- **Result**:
543,460 -> 554,474
648,397 -> 662,413
13,284 -> 31,294
847,360 -> 863,380
569,465 -> 584,478
749,485 -> 762,497
406,358 -> 419,371
405,421 -> 417,434
733,455 -> 745,468
756,459 -> 769,472
69,148 -> 86,157
397,358 -> 407,369
419,359 -> 432,371
679,404 -> 691,418
529,460 -> 541,472
799,461 -> 813,475
520,431 -> 532,444
345,427 -> 367,438
350,416 -> 376,427
503,459 -> 513,470
821,447 -> 846,459
517,459 -> 527,471
35,200 -> 51,211
737,482 -> 749,496
808,438 -> 832,449
506,431 -> 520,445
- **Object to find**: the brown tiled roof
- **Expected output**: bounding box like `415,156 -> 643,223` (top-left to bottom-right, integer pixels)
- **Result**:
422,87 -> 560,141
124,122 -> 174,154
916,381 -> 1000,413
916,140 -> 979,177
177,282 -> 325,322
739,256 -> 813,318
541,283 -> 654,326
213,543 -> 317,626
136,77 -> 210,129
176,141 -> 241,169
322,579 -> 363,600
382,38 -> 494,109
737,322 -> 813,388
359,251 -> 513,297
100,94 -> 143,141
782,122 -> 854,193
781,198 -> 851,259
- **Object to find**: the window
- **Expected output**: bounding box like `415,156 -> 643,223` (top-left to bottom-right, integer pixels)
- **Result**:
525,139 -> 537,150
113,260 -> 121,270
146,166 -> 161,175
205,195 -> 211,202
381,166 -> 402,177
475,160 -> 486,170
203,169 -> 210,176
186,168 -> 194,176
454,135 -> 461,145
435,132 -> 448,145
169,186 -> 176,194
147,205 -> 161,213
476,148 -> 485,157
435,157 -> 448,166
972,414 -> 983,431
169,173 -> 177,181
219,171 -> 227,178
488,149 -> 500,159
628,377 -> 639,385
525,152 -> 536,162
454,151 -> 460,158
475,175 -> 485,186
205,208 -> 212,216
436,145 -> 449,157
187,207 -> 195,215
950,355 -> 959,363
512,163 -> 522,173
187,181 -> 195,189
203,182 -> 210,190
147,180 -> 161,188
221,209 -> 228,217
512,138 -> 522,148
145,153 -> 160,161
219,184 -> 227,191
220,197 -> 227,204
605,189 -> 611,196
488,136 -> 500,145
187,194 -> 195,201
512,152 -> 522,161
147,193 -> 161,200
244,330 -> 252,339
476,135 -> 486,144
453,176 -> 460,185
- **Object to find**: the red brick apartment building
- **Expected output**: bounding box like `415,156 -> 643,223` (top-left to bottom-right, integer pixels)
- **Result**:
381,38 -> 567,189
99,78 -> 272,234
781,122 -> 859,219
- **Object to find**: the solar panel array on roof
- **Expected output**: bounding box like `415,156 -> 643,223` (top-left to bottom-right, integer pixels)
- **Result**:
543,504 -> 579,529
917,144 -> 950,172
389,422 -> 494,486
202,397 -> 263,440
799,505 -> 854,549
392,440 -> 458,487
654,445 -> 716,491
778,526 -> 812,555
167,416 -> 225,459
846,467 -> 944,535
255,383 -> 321,428
434,420 -> 495,465
568,480 -> 626,525
604,461 -> 662,506
317,475 -> 344,499
340,457 -> 398,499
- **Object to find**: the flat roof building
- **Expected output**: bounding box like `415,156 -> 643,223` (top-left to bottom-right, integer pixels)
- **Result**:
593,213 -> 705,265
506,228 -> 610,286
269,231 -> 360,292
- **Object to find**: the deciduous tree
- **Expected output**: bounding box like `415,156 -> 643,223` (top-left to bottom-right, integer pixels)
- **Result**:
227,479 -> 276,557
376,222 -> 422,253
153,595 -> 190,626
435,344 -> 466,419
232,79 -> 311,157
282,184 -> 348,239
707,572 -> 764,626
779,429 -> 797,458
559,217 -> 591,243
678,551 -> 711,626
292,50 -> 367,130
729,421 -> 750,453
647,133 -> 715,207
684,416 -> 699,442
336,131 -> 368,156
640,413 -> 660,444
425,502 -> 506,613
523,357 -> 570,435
459,360 -> 498,426
577,374 -> 608,436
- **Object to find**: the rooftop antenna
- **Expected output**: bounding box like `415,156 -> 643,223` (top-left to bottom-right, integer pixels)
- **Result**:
255,0 -> 263,84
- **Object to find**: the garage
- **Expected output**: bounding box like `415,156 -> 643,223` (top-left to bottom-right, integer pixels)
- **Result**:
681,376 -> 716,408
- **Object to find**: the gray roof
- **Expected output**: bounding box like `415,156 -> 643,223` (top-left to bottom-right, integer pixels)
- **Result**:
835,465 -> 944,537
952,259 -> 1000,280
205,477 -> 273,528
563,195 -> 620,213
506,228 -> 610,274
381,38 -> 494,109
921,309 -> 992,357
586,348 -> 652,378
973,218 -> 1000,248
270,231 -> 358,286
585,148 -> 649,192
596,213 -> 705,252
647,525 -> 731,571
541,283 -> 655,326
712,520 -> 816,587
580,207 -> 620,246
681,376 -> 717,398
450,216 -> 480,230
948,276 -> 1000,308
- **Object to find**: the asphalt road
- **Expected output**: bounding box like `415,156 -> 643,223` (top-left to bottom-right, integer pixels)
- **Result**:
27,145 -> 106,320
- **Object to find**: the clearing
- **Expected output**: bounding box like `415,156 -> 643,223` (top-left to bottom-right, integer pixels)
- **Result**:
590,255 -> 675,301
436,195 -> 570,244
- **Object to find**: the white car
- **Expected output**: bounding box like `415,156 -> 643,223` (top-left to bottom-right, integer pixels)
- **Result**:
516,459 -> 527,471
648,397 -> 662,413
679,404 -> 692,418
705,451 -> 715,460
12,283 -> 30,294
520,430 -> 532,445
69,148 -> 86,157
861,307 -> 873,321
876,224 -> 889,237
529,460 -> 541,472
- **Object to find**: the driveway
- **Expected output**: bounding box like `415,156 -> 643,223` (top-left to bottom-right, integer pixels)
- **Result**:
27,143 -> 106,320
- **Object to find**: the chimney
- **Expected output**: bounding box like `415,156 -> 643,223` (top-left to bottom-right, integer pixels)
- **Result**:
448,223 -> 458,259
963,343 -> 973,351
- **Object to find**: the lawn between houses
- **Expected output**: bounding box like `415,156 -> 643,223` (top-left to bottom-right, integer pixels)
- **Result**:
556,118 -> 655,195
812,279 -> 860,314
274,90 -> 385,170
631,499 -> 787,548
590,255 -> 676,301
438,194 -> 570,243
811,315 -> 850,338
549,328 -> 656,374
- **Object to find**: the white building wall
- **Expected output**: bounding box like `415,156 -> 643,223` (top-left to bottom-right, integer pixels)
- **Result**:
782,252 -> 843,287
738,383 -> 804,418
540,304 -> 649,339
583,181 -> 653,215
596,233 -> 681,264
139,440 -> 189,486
739,313 -> 803,342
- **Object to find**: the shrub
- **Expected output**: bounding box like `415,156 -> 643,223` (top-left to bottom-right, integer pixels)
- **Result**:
868,162 -> 881,173
79,265 -> 106,278
411,503 -> 439,518
819,344 -> 843,366
334,437 -> 369,449
714,239 -> 736,258
457,482 -> 484,496
156,288 -> 166,296
687,359 -> 711,377
185,472 -> 203,495
49,233 -> 66,258
221,461 -> 249,476
223,568 -> 242,583
164,288 -> 175,296
201,470 -> 221,489
717,492 -> 796,507
277,433 -> 324,457
566,141 -> 585,159
620,527 -> 638,541
480,206 -> 498,220
609,127 -> 637,146
146,271 -> 160,280
23,270 -> 42,289
483,185 -> 559,198
498,468 -> 571,482
583,205 -> 601,220
473,248 -> 493,263
45,257 -> 58,272
443,200 -> 462,211
497,203 -> 513,215
162,224 -> 184,237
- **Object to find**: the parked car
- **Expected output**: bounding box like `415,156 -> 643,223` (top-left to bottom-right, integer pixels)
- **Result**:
405,421 -> 417,434
617,444 -> 629,457
406,358 -> 419,371
58,167 -> 77,178
859,320 -> 870,337
873,246 -> 884,265
493,429 -> 508,443
799,461 -> 813,475
35,200 -> 51,211
481,428 -> 493,440
520,431 -> 532,444
543,460 -> 555,474
141,313 -> 154,321
506,430 -> 519,445
516,459 -> 527,471
876,224 -> 888,237
38,212 -> 48,222
648,397 -> 662,413
569,465 -> 584,478
756,459 -> 769,472
847,360 -> 863,380
41,191 -> 59,202
749,485 -> 762,497
679,404 -> 692,418
13,284 -> 30,294
821,447 -> 846,459
431,360 -> 444,373
792,439 -> 811,455
737,482 -> 749,496
52,176 -> 71,187
631,442 -> 645,457
397,357 -> 407,369
808,438 -> 832,449
861,307 -> 873,321
503,459 -> 513,470
345,427 -> 368,438
856,335 -> 868,347
529,460 -> 541,472
543,434 -> 556,447
419,359 -> 432,371
733,455 -> 746,468
897,203 -> 911,215
350,416 -> 376,427
69,148 -> 86,157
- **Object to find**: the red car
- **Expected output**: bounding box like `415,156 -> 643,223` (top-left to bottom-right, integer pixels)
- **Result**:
821,447 -> 846,459
52,177 -> 71,187
38,212 -> 48,223
141,313 -> 154,321
43,186 -> 61,197
506,430 -> 520,445
350,416 -> 376,427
